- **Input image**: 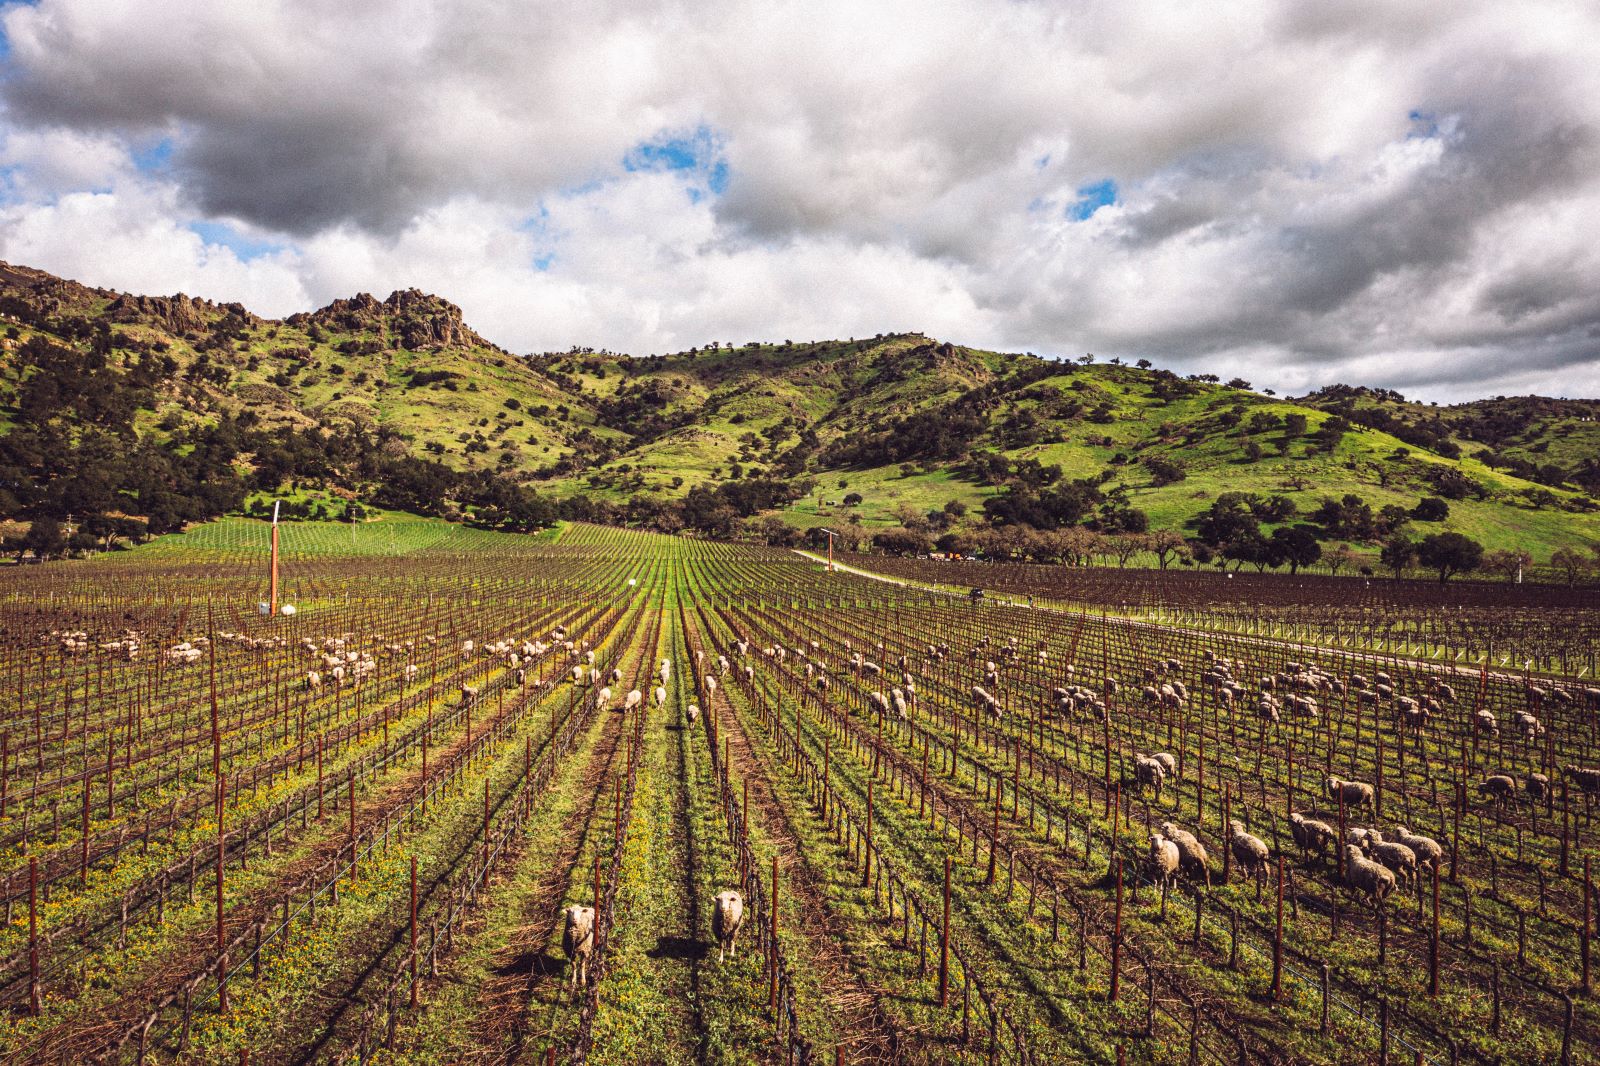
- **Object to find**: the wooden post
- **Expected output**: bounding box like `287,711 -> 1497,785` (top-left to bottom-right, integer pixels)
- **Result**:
1272,853 -> 1284,1002
217,771 -> 228,1013
770,853 -> 780,1012
864,779 -> 874,889
28,856 -> 38,1016
1111,857 -> 1123,1002
939,856 -> 951,1008
1430,863 -> 1441,996
410,856 -> 419,1008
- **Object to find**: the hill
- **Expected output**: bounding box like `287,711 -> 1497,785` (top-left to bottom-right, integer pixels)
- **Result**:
1,260 -> 1596,573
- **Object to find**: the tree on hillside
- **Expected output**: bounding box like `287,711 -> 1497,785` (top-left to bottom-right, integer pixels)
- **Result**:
1411,497 -> 1450,522
1483,548 -> 1532,583
1379,534 -> 1417,579
1417,532 -> 1484,584
1268,524 -> 1322,574
20,517 -> 66,561
1550,546 -> 1592,586
1323,543 -> 1360,576
1148,529 -> 1190,570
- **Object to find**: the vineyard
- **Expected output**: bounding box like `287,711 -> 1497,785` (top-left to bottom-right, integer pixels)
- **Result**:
0,518 -> 1596,1065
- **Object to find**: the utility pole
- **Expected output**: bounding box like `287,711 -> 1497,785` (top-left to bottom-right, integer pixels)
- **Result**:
820,528 -> 839,572
269,500 -> 281,617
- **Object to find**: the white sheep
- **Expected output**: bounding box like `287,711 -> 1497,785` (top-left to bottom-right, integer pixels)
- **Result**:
1325,776 -> 1376,817
1158,822 -> 1210,887
1343,845 -> 1395,907
563,905 -> 595,988
712,891 -> 744,963
1228,820 -> 1270,890
1148,833 -> 1180,893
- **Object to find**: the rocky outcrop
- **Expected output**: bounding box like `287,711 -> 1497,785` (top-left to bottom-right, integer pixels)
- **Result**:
290,288 -> 485,350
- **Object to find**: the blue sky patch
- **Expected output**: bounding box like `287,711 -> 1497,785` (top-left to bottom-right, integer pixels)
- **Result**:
624,125 -> 729,201
189,220 -> 284,261
133,137 -> 175,173
1068,179 -> 1117,221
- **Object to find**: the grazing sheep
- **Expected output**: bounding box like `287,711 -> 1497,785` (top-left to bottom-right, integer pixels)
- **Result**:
1158,822 -> 1210,887
623,689 -> 643,712
703,676 -> 718,697
1289,812 -> 1338,863
562,905 -> 595,989
1390,826 -> 1443,873
868,691 -> 891,716
1148,833 -> 1180,893
1325,776 -> 1377,817
1343,845 -> 1396,906
1564,765 -> 1600,798
1228,820 -> 1271,889
687,704 -> 701,729
1360,831 -> 1418,887
1473,708 -> 1499,737
891,689 -> 909,719
1513,711 -> 1545,742
1150,752 -> 1177,777
712,891 -> 744,963
1478,774 -> 1517,808
1525,772 -> 1552,805
610,667 -> 623,684
304,670 -> 322,690
594,686 -> 613,710
460,684 -> 479,706
654,685 -> 668,707
972,686 -> 999,716
1132,755 -> 1167,797
570,665 -> 586,684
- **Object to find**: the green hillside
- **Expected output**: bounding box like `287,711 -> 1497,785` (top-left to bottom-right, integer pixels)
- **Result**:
1,260 -> 1596,569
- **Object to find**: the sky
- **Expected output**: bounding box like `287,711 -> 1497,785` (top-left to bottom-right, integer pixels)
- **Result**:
0,0 -> 1598,402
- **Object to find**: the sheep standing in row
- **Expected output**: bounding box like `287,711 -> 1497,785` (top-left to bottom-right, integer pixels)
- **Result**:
1342,845 -> 1395,907
1357,831 -> 1418,888
563,904 -> 595,989
713,891 -> 744,963
1132,755 -> 1166,799
1289,812 -> 1338,865
653,685 -> 668,707
1227,820 -> 1271,896
1148,833 -> 1180,909
1390,826 -> 1443,873
1325,776 -> 1376,818
1158,822 -> 1210,887
687,704 -> 701,729
1478,774 -> 1517,809
623,689 -> 643,712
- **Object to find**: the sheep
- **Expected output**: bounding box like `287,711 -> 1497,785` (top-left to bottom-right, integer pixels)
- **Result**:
1149,752 -> 1177,778
1343,845 -> 1396,907
304,670 -> 322,690
1227,820 -> 1271,891
1513,711 -> 1545,742
1325,776 -> 1376,817
594,686 -> 613,710
660,659 -> 672,683
1289,812 -> 1338,864
1148,833 -> 1180,894
460,684 -> 479,706
891,689 -> 910,719
570,665 -> 586,685
1478,774 -> 1517,808
623,689 -> 643,712
972,686 -> 999,716
1473,708 -> 1499,737
1390,826 -> 1443,873
703,676 -> 718,697
1132,755 -> 1167,798
653,685 -> 668,707
562,904 -> 595,989
1158,822 -> 1210,887
1525,772 -> 1552,805
610,667 -> 623,684
712,891 -> 744,963
1359,831 -> 1418,887
687,704 -> 701,729
868,691 -> 891,716
1563,765 -> 1600,798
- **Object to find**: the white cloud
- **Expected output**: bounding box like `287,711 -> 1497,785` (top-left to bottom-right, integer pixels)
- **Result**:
0,0 -> 1595,400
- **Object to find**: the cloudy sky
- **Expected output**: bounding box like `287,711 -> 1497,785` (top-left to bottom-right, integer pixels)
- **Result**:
1,0 -> 1597,401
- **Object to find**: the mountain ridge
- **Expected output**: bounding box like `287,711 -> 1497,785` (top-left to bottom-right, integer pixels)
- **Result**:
1,259 -> 1596,569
